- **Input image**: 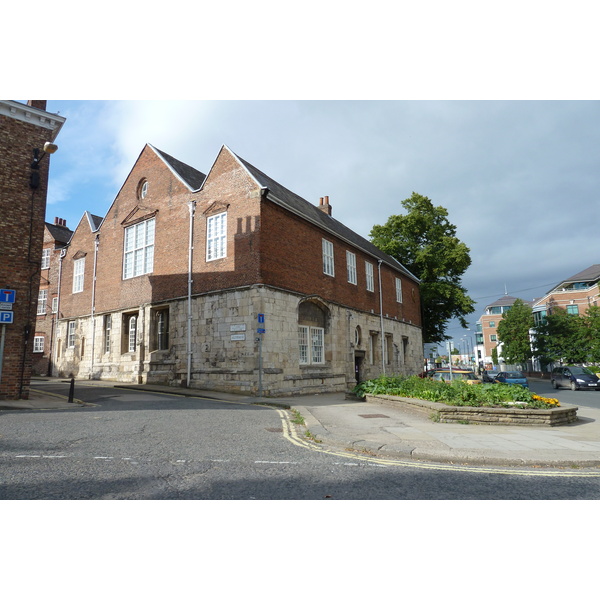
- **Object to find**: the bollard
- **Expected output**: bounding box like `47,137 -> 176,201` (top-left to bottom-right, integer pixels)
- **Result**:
68,377 -> 74,403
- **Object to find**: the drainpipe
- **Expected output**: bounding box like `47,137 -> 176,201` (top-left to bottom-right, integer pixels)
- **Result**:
187,201 -> 196,387
89,233 -> 99,379
378,259 -> 386,376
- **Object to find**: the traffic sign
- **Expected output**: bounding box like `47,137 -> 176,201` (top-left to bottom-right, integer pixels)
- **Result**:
258,313 -> 265,323
0,311 -> 14,324
0,302 -> 12,310
0,289 -> 15,304
257,328 -> 265,334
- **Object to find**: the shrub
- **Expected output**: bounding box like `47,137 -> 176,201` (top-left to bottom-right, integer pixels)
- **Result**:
353,375 -> 560,409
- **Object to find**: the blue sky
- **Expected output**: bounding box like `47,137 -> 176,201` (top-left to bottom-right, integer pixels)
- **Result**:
41,99 -> 600,342
7,2 -> 600,345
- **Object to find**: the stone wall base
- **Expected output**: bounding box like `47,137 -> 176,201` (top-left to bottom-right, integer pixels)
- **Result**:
366,394 -> 578,426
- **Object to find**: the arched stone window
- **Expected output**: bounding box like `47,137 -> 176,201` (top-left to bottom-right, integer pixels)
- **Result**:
298,299 -> 329,365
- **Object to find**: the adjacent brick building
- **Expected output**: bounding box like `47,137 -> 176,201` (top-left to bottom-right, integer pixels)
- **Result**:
54,144 -> 423,396
32,218 -> 73,376
476,295 -> 525,367
0,100 -> 65,400
531,264 -> 600,324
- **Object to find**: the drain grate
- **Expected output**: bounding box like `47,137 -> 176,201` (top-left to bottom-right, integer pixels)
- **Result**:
358,414 -> 390,419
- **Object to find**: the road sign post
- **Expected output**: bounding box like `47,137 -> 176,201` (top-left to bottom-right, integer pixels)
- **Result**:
257,314 -> 265,397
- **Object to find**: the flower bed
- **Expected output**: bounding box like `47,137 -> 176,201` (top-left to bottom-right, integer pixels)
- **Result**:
354,376 -> 577,426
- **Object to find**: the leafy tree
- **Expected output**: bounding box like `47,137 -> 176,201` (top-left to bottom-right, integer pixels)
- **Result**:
584,305 -> 600,364
370,192 -> 475,344
496,299 -> 534,367
533,308 -> 589,365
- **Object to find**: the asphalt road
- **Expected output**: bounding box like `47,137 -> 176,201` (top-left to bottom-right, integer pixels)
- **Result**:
528,378 -> 600,409
2,380 -> 600,500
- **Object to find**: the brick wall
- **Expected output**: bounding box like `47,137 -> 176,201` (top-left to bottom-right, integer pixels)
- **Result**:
0,101 -> 65,399
32,221 -> 72,375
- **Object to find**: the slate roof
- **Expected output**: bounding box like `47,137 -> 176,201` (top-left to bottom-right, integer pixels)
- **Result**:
151,145 -> 206,191
87,213 -> 103,232
486,295 -> 523,308
45,221 -> 73,245
549,264 -> 600,291
233,151 -> 420,283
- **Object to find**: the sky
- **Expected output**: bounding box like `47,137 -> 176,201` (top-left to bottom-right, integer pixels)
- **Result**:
7,2 -> 599,352
41,99 -> 600,345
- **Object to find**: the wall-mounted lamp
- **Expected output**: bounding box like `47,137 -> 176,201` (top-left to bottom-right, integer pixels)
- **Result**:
30,141 -> 58,189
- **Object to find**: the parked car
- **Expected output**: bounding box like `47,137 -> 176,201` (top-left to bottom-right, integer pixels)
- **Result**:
432,369 -> 481,384
551,366 -> 600,391
482,370 -> 500,383
495,371 -> 529,388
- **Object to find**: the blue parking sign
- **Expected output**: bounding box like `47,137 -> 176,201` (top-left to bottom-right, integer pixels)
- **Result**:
0,311 -> 14,324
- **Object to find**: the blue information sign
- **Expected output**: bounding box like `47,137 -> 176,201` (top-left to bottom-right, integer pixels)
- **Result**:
0,311 -> 14,324
258,313 -> 265,323
0,289 -> 16,304
257,328 -> 265,334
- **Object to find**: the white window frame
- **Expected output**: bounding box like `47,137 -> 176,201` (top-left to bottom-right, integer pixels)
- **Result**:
73,258 -> 85,293
298,325 -> 325,365
365,261 -> 374,292
206,212 -> 227,261
67,321 -> 76,348
52,296 -> 58,313
123,218 -> 155,279
128,316 -> 137,352
37,289 -> 48,315
33,336 -> 44,353
395,277 -> 403,303
346,251 -> 357,285
322,239 -> 335,277
104,314 -> 112,353
41,248 -> 51,270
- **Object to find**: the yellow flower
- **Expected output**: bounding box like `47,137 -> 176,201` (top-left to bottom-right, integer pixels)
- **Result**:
531,394 -> 560,407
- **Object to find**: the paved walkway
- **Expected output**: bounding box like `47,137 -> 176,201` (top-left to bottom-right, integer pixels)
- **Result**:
2,379 -> 600,468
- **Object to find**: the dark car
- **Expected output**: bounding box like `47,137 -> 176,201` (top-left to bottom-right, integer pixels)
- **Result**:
551,366 -> 600,391
495,371 -> 529,388
482,370 -> 500,383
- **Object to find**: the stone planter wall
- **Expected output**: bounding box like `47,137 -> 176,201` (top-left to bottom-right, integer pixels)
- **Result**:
365,394 -> 578,426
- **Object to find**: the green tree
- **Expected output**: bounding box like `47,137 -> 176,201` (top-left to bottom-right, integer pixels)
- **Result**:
496,299 -> 534,367
584,305 -> 600,363
533,307 -> 588,365
370,192 -> 475,344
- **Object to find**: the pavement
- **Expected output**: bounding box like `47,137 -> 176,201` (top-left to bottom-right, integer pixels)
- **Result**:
2,377 -> 600,469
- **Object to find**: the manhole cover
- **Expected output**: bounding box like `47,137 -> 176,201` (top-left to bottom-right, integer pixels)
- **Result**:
358,414 -> 390,419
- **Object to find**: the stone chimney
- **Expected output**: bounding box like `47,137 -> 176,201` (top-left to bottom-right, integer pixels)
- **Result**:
318,195 -> 332,216
27,100 -> 47,111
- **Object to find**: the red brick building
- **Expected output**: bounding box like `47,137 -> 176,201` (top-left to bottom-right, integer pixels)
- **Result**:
54,144 -> 423,396
32,218 -> 73,376
0,100 -> 65,400
532,264 -> 600,324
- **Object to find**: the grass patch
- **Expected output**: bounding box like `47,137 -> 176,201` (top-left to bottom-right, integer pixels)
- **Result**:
290,409 -> 305,426
354,375 -> 561,409
305,430 -> 322,443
